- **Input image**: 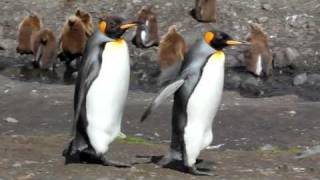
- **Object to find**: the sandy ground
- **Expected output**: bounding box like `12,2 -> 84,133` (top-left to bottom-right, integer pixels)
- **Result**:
0,75 -> 320,179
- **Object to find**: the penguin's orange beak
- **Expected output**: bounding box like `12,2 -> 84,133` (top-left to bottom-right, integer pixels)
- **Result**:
120,23 -> 137,30
226,40 -> 250,46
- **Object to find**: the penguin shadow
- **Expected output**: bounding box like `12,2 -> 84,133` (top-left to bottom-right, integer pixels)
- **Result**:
134,155 -> 216,174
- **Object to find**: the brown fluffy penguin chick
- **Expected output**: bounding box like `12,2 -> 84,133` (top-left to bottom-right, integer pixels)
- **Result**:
31,28 -> 57,70
159,25 -> 187,69
245,23 -> 273,77
59,15 -> 87,58
132,6 -> 159,48
75,9 -> 94,37
16,14 -> 42,54
192,0 -> 217,22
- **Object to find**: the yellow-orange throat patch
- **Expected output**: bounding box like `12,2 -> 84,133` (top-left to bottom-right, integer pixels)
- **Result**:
209,50 -> 225,62
109,38 -> 126,47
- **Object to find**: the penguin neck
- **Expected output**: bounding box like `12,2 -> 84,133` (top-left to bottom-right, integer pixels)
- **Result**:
209,50 -> 225,62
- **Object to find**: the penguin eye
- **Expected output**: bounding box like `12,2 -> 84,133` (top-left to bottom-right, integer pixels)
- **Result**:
99,21 -> 107,33
204,31 -> 215,44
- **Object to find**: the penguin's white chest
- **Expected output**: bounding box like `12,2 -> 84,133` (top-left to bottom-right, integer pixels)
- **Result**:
85,40 -> 130,153
185,52 -> 225,150
187,56 -> 224,127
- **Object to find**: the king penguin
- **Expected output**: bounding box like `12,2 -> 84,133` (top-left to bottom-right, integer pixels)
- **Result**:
63,16 -> 138,167
141,30 -> 247,175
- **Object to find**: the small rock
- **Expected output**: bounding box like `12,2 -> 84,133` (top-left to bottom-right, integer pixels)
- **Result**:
135,133 -> 144,137
273,49 -> 288,68
307,74 -> 320,86
261,3 -> 272,11
4,89 -> 9,93
154,132 -> 160,137
12,162 -> 22,167
227,75 -> 241,89
260,144 -> 275,151
4,117 -> 19,123
242,76 -> 260,87
293,73 -> 307,86
288,110 -> 297,116
292,167 -> 306,173
206,144 -> 225,150
117,132 -> 127,139
165,2 -> 173,6
285,47 -> 300,65
256,17 -> 269,23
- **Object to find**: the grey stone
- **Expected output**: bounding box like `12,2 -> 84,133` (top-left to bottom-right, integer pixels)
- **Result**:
4,117 -> 18,123
285,47 -> 300,66
307,74 -> 320,86
242,76 -> 260,87
273,49 -> 287,68
261,3 -> 272,11
293,73 -> 307,86
227,75 -> 242,89
256,17 -> 269,23
260,144 -> 275,151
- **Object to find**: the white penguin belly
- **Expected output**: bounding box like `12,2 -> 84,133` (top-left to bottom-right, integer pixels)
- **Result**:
255,55 -> 262,76
185,58 -> 224,152
86,40 -> 130,154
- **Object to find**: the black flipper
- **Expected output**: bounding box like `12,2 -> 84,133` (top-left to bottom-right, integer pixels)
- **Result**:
140,79 -> 184,122
72,30 -> 114,136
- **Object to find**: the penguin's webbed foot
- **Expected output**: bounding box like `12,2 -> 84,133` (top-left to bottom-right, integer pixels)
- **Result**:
195,159 -> 216,170
100,157 -> 131,168
188,165 -> 214,176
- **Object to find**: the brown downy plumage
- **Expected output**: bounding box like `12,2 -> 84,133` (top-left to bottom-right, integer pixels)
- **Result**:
30,28 -> 57,70
75,9 -> 94,37
159,25 -> 187,70
192,0 -> 217,22
245,23 -> 273,77
132,6 -> 159,48
59,15 -> 87,58
16,14 -> 42,54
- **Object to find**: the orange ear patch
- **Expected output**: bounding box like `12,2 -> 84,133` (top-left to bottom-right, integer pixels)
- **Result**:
204,31 -> 214,44
99,21 -> 107,33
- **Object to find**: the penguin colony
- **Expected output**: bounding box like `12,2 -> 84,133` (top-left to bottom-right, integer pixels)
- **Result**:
14,0 -> 273,176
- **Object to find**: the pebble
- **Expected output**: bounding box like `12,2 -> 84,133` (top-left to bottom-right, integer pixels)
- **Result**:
4,117 -> 19,123
260,144 -> 275,151
285,47 -> 300,64
12,162 -> 22,167
293,73 -> 307,86
261,3 -> 272,11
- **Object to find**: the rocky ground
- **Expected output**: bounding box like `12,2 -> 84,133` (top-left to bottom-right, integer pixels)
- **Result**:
0,0 -> 320,179
1,75 -> 320,179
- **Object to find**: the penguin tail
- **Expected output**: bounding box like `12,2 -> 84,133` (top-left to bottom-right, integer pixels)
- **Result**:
140,79 -> 184,122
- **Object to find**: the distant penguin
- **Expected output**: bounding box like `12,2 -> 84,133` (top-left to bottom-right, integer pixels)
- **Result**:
30,28 -> 57,70
16,14 -> 42,54
141,30 -> 246,176
59,15 -> 87,70
158,25 -> 187,85
132,6 -> 159,48
191,0 -> 217,22
75,9 -> 94,37
245,23 -> 273,77
63,16 -> 138,167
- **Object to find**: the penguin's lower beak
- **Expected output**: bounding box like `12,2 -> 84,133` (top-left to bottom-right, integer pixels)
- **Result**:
120,22 -> 138,30
226,40 -> 251,46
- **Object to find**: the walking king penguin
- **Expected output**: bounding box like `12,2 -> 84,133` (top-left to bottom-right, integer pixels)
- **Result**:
141,30 -> 247,175
63,16 -> 138,167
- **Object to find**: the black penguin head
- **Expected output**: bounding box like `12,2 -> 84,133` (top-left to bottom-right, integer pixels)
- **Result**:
204,30 -> 248,50
99,16 -> 138,39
